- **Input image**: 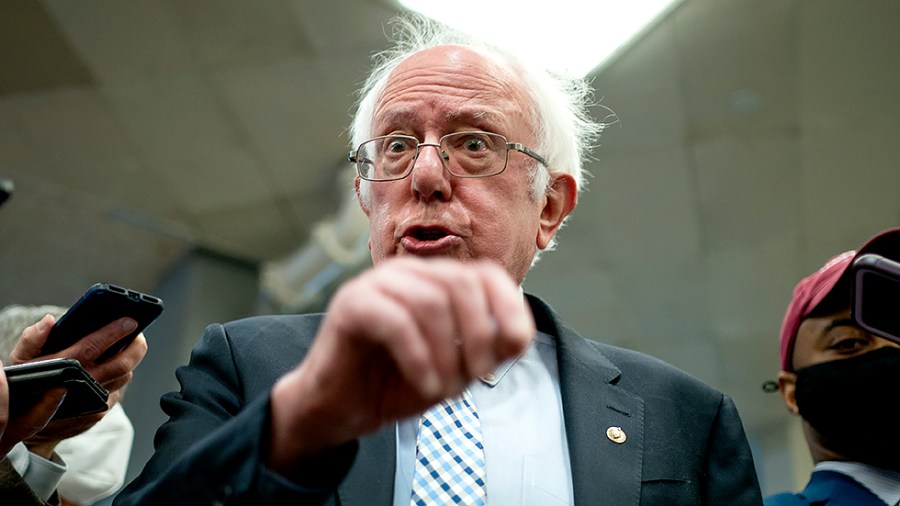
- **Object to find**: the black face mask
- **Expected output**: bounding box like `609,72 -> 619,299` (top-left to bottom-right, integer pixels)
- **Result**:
794,346 -> 900,471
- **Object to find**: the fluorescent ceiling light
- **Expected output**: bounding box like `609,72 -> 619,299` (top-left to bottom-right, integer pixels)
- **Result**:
397,0 -> 682,77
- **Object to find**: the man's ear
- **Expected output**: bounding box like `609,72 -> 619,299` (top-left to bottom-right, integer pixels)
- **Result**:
355,177 -> 371,217
537,173 -> 577,250
777,371 -> 800,415
353,178 -> 374,251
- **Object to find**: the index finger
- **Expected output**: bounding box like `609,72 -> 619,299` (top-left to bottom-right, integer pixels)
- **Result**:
73,317 -> 139,363
47,317 -> 138,364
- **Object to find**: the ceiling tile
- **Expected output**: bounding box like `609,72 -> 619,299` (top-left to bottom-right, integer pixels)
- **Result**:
3,87 -> 142,198
103,72 -> 273,213
164,0 -> 313,68
42,1 -> 194,82
0,0 -> 95,95
214,56 -> 354,196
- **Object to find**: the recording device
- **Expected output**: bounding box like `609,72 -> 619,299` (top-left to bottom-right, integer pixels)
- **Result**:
4,358 -> 109,419
41,283 -> 164,362
851,253 -> 900,344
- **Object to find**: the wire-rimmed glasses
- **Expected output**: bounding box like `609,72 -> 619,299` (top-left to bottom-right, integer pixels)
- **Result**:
349,131 -> 546,182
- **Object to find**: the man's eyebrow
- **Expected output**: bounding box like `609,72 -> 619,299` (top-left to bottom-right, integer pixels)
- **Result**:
376,110 -> 417,130
374,109 -> 506,135
444,109 -> 500,123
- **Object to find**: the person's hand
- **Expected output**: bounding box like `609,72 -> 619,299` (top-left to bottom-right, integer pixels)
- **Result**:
0,360 -> 66,458
7,315 -> 148,457
267,256 -> 535,474
11,315 -> 148,400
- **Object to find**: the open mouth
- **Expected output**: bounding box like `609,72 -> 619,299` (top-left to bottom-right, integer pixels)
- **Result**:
400,225 -> 459,254
409,227 -> 449,241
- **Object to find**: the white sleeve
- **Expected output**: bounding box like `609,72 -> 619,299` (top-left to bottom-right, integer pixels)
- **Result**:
54,403 -> 134,504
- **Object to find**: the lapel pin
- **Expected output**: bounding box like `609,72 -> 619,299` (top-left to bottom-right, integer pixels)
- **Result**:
606,426 -> 627,444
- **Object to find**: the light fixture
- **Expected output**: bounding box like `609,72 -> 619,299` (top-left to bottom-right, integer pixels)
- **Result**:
397,0 -> 683,77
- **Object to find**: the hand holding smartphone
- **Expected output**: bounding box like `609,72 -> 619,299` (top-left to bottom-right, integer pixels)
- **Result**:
41,283 -> 164,363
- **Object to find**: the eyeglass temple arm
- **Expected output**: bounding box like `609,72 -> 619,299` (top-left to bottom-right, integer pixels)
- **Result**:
348,152 -> 373,165
507,143 -> 548,167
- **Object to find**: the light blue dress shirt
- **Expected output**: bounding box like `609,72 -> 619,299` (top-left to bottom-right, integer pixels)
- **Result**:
394,330 -> 574,505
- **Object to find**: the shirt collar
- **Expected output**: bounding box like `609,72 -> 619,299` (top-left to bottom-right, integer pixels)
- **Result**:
815,461 -> 900,505
477,330 -> 553,387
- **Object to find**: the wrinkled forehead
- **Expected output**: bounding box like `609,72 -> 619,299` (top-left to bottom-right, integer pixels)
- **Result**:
374,45 -> 535,135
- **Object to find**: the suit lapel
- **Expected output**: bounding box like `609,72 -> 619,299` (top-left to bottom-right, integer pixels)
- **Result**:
528,295 -> 644,506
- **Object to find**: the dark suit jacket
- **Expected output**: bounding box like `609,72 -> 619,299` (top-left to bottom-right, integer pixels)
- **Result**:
765,470 -> 889,506
1,457 -> 55,506
115,295 -> 763,505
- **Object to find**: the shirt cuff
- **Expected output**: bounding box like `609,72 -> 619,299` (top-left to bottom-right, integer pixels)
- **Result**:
8,442 -> 67,501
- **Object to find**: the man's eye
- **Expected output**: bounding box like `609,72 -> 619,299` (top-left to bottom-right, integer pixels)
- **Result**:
464,139 -> 487,151
829,335 -> 870,353
387,140 -> 409,152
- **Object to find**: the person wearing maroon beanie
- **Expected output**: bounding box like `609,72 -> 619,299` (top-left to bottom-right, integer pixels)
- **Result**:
765,227 -> 900,506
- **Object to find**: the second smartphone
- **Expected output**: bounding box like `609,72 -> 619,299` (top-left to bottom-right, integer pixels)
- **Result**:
41,283 -> 164,362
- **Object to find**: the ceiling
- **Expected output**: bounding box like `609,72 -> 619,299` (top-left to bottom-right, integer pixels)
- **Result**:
1,0 -> 899,443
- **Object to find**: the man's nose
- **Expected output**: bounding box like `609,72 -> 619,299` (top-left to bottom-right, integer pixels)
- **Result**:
409,143 -> 451,200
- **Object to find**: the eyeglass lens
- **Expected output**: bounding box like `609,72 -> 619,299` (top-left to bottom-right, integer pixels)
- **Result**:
358,132 -> 507,180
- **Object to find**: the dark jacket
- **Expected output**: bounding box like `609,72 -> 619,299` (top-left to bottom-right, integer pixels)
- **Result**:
115,294 -> 763,505
1,457 -> 56,506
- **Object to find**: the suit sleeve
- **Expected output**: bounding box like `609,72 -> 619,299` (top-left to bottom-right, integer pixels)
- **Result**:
113,322 -> 356,505
703,394 -> 764,505
1,457 -> 57,506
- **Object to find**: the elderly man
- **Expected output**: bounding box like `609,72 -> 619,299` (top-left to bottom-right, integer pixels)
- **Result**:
116,16 -> 762,505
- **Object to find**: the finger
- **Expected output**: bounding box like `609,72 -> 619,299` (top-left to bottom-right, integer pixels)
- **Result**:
95,371 -> 132,395
86,333 -> 146,387
107,388 -> 124,407
371,264 -> 463,394
3,388 -> 66,445
400,259 -> 497,379
26,409 -> 105,450
9,315 -> 57,363
0,360 -> 9,428
327,280 -> 441,400
67,317 -> 138,364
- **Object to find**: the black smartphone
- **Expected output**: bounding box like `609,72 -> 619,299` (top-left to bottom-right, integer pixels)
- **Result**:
41,283 -> 164,362
4,358 -> 109,419
851,253 -> 900,344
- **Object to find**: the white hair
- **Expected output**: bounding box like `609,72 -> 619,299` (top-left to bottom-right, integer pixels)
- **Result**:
0,304 -> 66,362
350,14 -> 611,262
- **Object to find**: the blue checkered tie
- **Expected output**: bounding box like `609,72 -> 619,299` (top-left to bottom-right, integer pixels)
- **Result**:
410,389 -> 487,505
